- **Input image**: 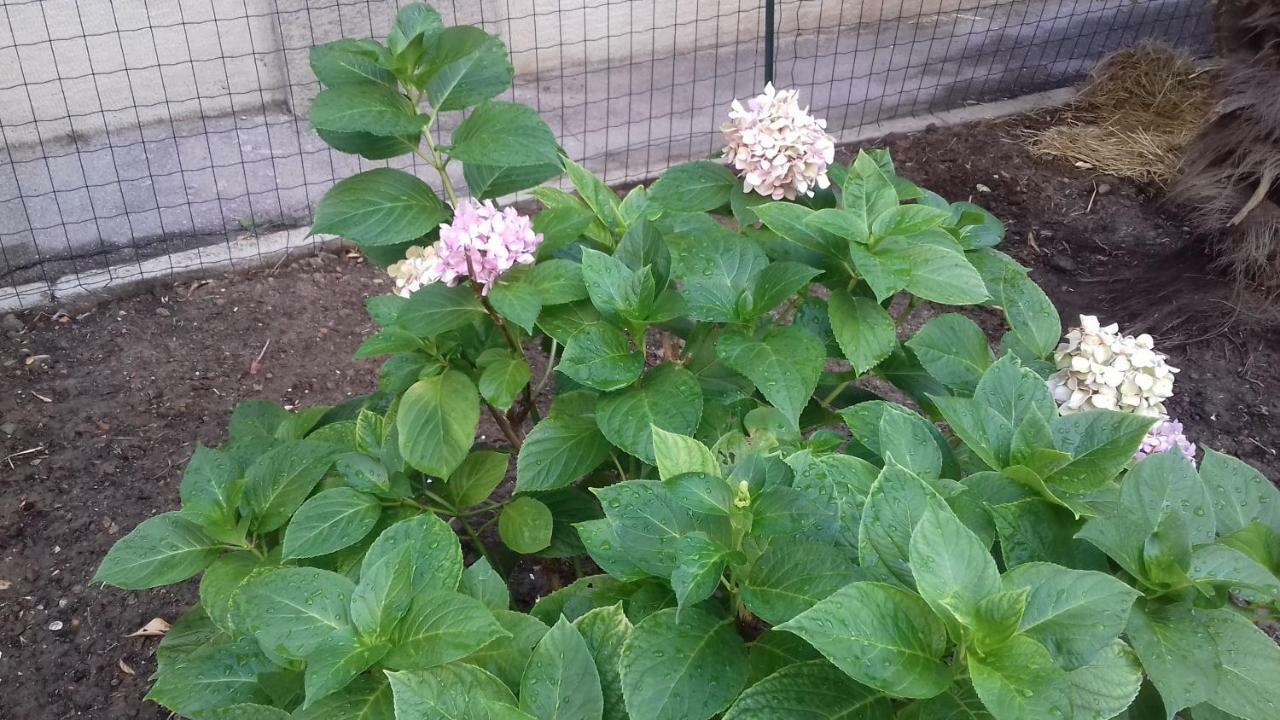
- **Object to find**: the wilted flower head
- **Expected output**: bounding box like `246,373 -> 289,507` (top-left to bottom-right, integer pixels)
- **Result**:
435,198 -> 542,295
1046,314 -> 1178,416
721,83 -> 835,200
387,244 -> 443,298
1135,418 -> 1197,466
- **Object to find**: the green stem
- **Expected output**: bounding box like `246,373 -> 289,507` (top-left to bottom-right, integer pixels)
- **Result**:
487,402 -> 524,450
458,514 -> 496,568
610,452 -> 628,481
534,340 -> 559,394
821,379 -> 853,406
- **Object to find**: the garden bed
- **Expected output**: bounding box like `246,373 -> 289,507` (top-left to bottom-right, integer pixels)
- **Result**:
1,115 -> 1277,719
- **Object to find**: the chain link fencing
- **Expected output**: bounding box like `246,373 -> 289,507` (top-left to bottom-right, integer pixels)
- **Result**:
0,0 -> 1211,309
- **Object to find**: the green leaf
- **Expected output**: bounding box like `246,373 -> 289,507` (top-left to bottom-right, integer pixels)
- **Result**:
520,618 -> 604,720
500,496 -> 555,553
309,84 -> 425,136
648,161 -> 736,212
751,261 -> 821,315
827,291 -> 896,375
969,589 -> 1029,650
1047,411 -> 1157,494
562,158 -> 624,233
905,313 -> 994,393
968,635 -> 1073,720
753,203 -> 845,265
387,3 -> 443,55
897,682 -> 994,720
745,631 -> 822,685
559,324 -> 644,391
752,486 -> 831,537
596,363 -> 703,463
902,241 -> 988,305
179,444 -> 243,538
620,607 -> 747,720
461,558 -> 510,611
1200,449 -> 1280,534
242,440 -> 339,533
516,414 -> 611,493
529,258 -> 589,305
489,269 -> 543,333
778,581 -> 951,699
1126,601 -> 1280,720
312,168 -> 446,247
987,498 -> 1107,570
872,204 -> 950,237
304,627 -> 388,707
362,513 -> 464,593
317,128 -> 419,161
385,590 -> 510,669
858,462 -> 945,586
310,39 -> 395,87
467,610 -> 552,690
844,151 -> 900,229
201,703 -> 293,720
387,663 -> 517,719
398,370 -> 480,478
575,604 -> 633,720
848,241 -> 911,303
593,481 -> 696,577
449,101 -> 561,167
876,404 -> 945,480
716,326 -> 824,427
723,660 -> 895,720
243,567 -> 354,659
909,500 -> 1000,626
146,636 -> 275,716
1062,639 -> 1144,720
479,354 -> 532,412
199,551 -> 260,633
933,355 -> 1058,471
666,226 -> 768,322
334,453 -> 390,497
229,399 -> 290,442
467,161 -> 564,200
1189,542 -> 1280,602
664,472 -> 734,516
996,269 -> 1060,359
1000,561 -> 1139,669
651,427 -> 719,481
787,451 -> 879,551
93,511 -> 220,589
291,675 -> 394,720
671,533 -> 726,614
282,488 -> 381,560
351,545 -> 415,641
444,451 -> 509,510
396,283 -> 487,337
417,26 -> 514,111
741,538 -> 858,625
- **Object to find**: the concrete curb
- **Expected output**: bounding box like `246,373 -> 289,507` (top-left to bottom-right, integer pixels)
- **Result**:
0,87 -> 1074,314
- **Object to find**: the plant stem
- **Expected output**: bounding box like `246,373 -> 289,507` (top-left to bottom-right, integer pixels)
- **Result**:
609,452 -> 628,481
534,340 -> 559,394
457,514 -> 496,568
487,402 -> 524,450
821,379 -> 853,406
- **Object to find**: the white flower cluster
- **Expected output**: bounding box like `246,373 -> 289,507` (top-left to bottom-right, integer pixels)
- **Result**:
386,244 -> 443,298
721,83 -> 835,200
1047,315 -> 1195,465
1047,315 -> 1177,416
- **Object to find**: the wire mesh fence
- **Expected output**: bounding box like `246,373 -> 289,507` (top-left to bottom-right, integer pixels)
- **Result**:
0,0 -> 1212,310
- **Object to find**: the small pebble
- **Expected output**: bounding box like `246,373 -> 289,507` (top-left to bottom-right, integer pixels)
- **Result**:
48,620 -> 63,632
976,183 -> 991,193
1096,183 -> 1112,195
154,307 -> 171,317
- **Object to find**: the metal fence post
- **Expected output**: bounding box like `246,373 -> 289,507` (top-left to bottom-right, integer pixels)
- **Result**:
764,0 -> 776,85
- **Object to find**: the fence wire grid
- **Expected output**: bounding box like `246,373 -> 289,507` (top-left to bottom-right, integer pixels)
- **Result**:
0,0 -> 1211,309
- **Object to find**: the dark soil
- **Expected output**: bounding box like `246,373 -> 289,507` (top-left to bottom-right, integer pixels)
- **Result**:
1,116 -> 1277,719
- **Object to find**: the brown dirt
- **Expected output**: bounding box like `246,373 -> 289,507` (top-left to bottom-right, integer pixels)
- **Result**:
1,115 -> 1277,719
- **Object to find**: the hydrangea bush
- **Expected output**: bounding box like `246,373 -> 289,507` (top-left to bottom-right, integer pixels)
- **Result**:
96,6 -> 1280,720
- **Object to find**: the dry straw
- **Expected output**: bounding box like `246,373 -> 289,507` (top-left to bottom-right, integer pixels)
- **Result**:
1028,45 -> 1214,183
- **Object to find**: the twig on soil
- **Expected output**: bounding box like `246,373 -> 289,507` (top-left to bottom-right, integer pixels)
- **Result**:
1247,437 -> 1277,456
248,340 -> 271,376
29,391 -> 52,403
3,446 -> 45,468
1086,183 -> 1097,213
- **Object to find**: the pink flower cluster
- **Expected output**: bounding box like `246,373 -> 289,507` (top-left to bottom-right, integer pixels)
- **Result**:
1135,418 -> 1197,466
434,198 -> 542,295
722,83 -> 835,200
